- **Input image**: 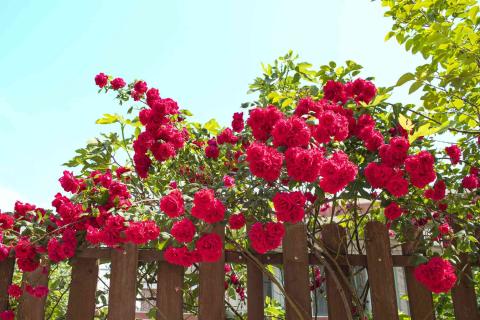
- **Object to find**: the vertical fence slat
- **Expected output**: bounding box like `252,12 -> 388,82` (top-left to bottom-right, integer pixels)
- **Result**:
107,243 -> 138,320
198,224 -> 225,320
66,257 -> 99,320
247,258 -> 264,320
365,221 -> 399,320
283,222 -> 312,320
0,258 -> 15,312
451,254 -> 480,320
401,228 -> 435,320
156,262 -> 184,320
17,265 -> 49,320
322,223 -> 353,319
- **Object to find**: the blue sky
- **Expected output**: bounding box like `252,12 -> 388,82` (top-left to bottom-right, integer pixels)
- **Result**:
0,0 -> 424,210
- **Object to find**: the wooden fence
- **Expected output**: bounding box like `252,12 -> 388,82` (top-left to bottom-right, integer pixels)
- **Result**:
0,221 -> 479,320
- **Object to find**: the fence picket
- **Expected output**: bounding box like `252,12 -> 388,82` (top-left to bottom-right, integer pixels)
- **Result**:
283,222 -> 311,320
17,265 -> 49,320
156,262 -> 184,320
247,223 -> 264,320
0,258 -> 15,312
66,257 -> 99,320
365,221 -> 399,320
402,228 -> 435,320
322,223 -> 353,320
451,254 -> 480,320
107,243 -> 138,320
198,224 -> 226,320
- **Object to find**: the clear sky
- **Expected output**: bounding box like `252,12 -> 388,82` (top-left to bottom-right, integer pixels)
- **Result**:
0,0 -> 424,210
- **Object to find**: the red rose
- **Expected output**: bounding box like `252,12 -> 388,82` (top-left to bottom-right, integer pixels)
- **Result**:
228,213 -> 246,230
364,162 -> 394,189
94,72 -> 108,88
414,257 -> 457,293
7,284 -> 22,299
231,112 -> 244,132
110,77 -> 126,90
59,170 -> 81,193
272,116 -> 311,148
424,180 -> 446,201
385,172 -> 409,198
246,105 -> 283,141
195,233 -> 223,262
248,222 -> 285,254
134,80 -> 148,94
160,190 -> 185,218
384,202 -> 403,220
445,145 -> 461,165
273,191 -> 306,223
246,142 -> 284,182
285,147 -> 323,182
171,218 -> 196,243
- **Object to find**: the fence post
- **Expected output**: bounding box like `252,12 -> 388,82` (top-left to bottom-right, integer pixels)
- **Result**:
107,243 -> 138,320
0,258 -> 15,312
365,221 -> 399,320
322,223 -> 353,319
198,223 -> 225,320
66,257 -> 99,320
17,265 -> 49,320
156,262 -> 184,320
401,227 -> 435,320
247,224 -> 264,320
451,254 -> 480,320
283,222 -> 311,320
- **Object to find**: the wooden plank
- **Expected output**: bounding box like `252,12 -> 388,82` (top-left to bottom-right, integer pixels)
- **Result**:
0,258 -> 15,312
401,228 -> 435,320
77,248 -> 423,267
156,262 -> 184,320
365,221 -> 399,320
17,265 -> 49,320
246,223 -> 264,320
107,243 -> 138,320
282,223 -> 312,320
66,257 -> 99,320
322,223 -> 352,319
451,255 -> 480,320
198,224 -> 226,320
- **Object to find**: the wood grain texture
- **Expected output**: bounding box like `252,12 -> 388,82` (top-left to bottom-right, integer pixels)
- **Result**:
246,223 -> 264,320
107,243 -> 138,320
156,262 -> 184,320
451,254 -> 480,320
283,223 -> 311,320
198,224 -> 226,320
0,258 -> 14,312
402,228 -> 435,320
322,223 -> 353,320
365,221 -> 399,320
66,257 -> 99,320
17,265 -> 49,320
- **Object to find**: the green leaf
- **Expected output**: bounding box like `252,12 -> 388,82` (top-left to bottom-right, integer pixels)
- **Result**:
408,81 -> 423,94
95,113 -> 122,125
396,72 -> 415,86
204,119 -> 221,135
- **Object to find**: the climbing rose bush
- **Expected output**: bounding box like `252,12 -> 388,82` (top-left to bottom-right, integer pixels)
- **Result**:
1,55 -> 479,318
